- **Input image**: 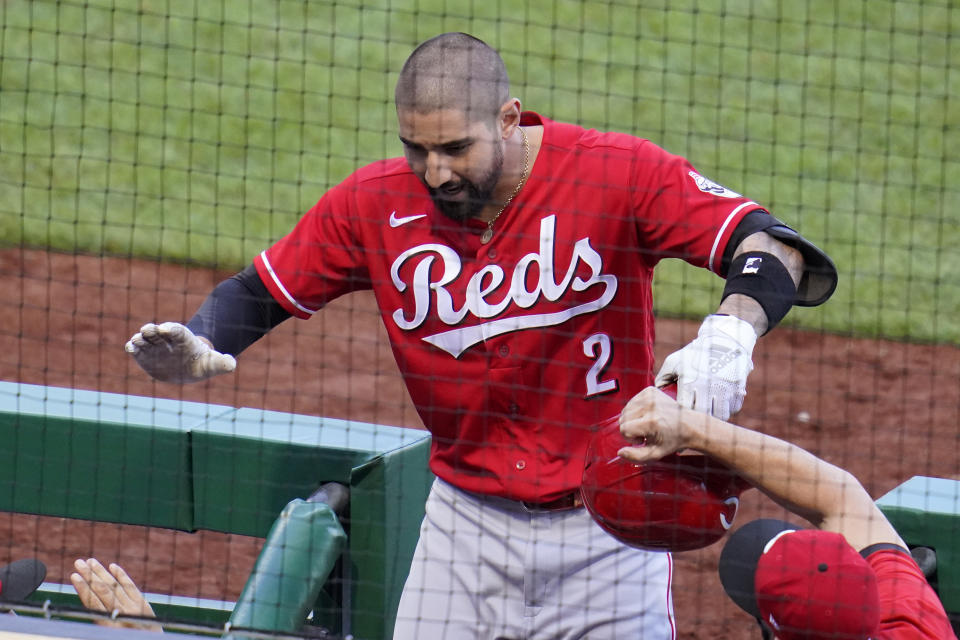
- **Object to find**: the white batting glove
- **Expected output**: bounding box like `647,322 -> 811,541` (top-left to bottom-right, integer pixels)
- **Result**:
124,322 -> 236,384
654,314 -> 757,420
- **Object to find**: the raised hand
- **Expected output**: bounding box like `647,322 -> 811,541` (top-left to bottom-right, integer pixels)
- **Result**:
70,558 -> 161,631
124,322 -> 236,383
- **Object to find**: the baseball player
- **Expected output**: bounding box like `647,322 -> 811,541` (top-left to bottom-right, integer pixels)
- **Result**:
125,33 -> 837,639
618,386 -> 955,639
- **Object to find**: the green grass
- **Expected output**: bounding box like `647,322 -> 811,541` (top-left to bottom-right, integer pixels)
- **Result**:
1,0 -> 958,342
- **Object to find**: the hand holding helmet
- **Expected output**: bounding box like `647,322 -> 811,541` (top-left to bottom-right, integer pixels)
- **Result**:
617,385 -> 703,464
580,384 -> 752,552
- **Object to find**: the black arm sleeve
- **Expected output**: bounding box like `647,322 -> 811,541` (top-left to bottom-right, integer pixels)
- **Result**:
185,264 -> 292,356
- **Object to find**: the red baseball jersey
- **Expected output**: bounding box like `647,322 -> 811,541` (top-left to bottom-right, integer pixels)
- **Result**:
870,549 -> 956,639
254,112 -> 763,502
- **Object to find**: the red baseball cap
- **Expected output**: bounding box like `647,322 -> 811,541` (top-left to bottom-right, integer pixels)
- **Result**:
719,519 -> 880,640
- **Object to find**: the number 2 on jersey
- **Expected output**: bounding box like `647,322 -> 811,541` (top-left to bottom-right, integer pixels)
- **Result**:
582,333 -> 618,397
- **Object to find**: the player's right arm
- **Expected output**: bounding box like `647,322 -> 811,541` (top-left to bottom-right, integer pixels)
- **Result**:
617,386 -> 905,552
125,265 -> 291,383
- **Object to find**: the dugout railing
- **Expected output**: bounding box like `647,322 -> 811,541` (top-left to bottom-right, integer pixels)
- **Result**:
876,475 -> 960,623
0,380 -> 434,639
2,380 -> 959,636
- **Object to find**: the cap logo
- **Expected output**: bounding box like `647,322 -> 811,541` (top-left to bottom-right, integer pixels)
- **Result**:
762,529 -> 796,554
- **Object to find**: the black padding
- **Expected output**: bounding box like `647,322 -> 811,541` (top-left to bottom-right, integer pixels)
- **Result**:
722,251 -> 797,333
186,264 -> 292,356
721,210 -> 777,275
724,211 -> 838,307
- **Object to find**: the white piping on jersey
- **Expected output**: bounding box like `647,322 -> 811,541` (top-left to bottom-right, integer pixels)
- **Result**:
258,250 -> 318,316
665,553 -> 677,639
707,201 -> 759,274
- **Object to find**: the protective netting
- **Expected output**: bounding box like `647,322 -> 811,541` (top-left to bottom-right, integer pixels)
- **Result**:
0,2 -> 957,638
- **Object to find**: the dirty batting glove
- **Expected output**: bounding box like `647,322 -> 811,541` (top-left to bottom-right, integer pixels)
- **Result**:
654,314 -> 758,420
124,322 -> 236,383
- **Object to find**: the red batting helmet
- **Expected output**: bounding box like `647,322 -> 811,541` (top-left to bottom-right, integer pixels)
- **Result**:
580,394 -> 751,552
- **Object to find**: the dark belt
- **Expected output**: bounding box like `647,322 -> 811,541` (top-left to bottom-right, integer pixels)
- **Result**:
520,491 -> 584,512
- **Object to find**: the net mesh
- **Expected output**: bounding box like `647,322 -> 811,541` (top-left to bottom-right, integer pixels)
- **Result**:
0,1 -> 957,638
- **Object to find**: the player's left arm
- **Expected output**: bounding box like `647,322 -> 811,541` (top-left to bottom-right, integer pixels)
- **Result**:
656,211 -> 838,419
714,229 -> 805,337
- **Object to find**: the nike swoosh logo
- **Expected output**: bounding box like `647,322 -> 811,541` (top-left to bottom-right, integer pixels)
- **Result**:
389,211 -> 427,228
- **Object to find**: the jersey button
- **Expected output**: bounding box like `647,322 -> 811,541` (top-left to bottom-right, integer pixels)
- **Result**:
509,403 -> 520,416
488,249 -> 498,259
498,344 -> 510,357
515,460 -> 526,470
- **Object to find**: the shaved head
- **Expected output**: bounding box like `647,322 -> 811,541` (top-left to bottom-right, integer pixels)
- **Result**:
395,33 -> 510,123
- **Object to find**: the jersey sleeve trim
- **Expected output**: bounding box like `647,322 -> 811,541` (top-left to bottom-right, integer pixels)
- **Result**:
708,201 -> 760,274
255,250 -> 319,318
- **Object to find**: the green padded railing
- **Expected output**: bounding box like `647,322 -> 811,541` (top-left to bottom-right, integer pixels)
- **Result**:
0,380 -> 433,640
877,475 -> 960,615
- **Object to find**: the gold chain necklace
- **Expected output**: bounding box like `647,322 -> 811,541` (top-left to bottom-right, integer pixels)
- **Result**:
480,127 -> 529,245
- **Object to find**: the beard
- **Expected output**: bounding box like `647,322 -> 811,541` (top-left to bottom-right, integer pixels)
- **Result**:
429,143 -> 503,223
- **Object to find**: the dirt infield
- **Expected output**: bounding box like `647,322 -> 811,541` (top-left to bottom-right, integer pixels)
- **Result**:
2,247 -> 958,639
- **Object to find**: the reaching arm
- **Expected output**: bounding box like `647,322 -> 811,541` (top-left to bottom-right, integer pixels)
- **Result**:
70,559 -> 161,632
655,211 -> 838,420
185,264 -> 291,355
617,386 -> 906,552
125,264 -> 291,383
652,228 -> 800,417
